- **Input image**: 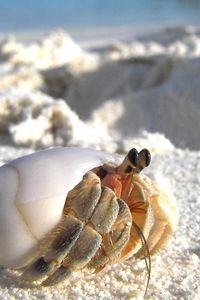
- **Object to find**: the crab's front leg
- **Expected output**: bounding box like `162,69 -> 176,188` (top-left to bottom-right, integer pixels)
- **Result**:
43,223 -> 102,286
22,172 -> 132,286
22,214 -> 84,282
89,197 -> 132,271
22,172 -> 102,284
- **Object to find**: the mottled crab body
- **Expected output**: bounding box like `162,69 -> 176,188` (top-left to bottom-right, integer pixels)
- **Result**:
0,147 -> 178,288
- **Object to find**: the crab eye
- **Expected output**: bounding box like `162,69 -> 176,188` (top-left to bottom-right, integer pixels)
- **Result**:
137,149 -> 151,171
127,148 -> 138,166
139,148 -> 151,167
116,148 -> 138,175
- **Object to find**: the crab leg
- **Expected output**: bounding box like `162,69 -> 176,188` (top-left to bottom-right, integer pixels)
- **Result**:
90,186 -> 119,234
22,172 -> 101,283
22,172 -> 124,285
136,177 -> 179,256
89,198 -> 132,271
65,171 -> 101,221
43,225 -> 102,286
120,179 -> 154,260
22,215 -> 84,282
106,198 -> 132,260
43,183 -> 120,285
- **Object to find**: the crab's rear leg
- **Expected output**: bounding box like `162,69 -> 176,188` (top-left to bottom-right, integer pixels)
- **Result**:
134,176 -> 179,257
119,180 -> 154,260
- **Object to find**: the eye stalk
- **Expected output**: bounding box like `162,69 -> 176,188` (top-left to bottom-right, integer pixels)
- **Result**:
117,148 -> 151,175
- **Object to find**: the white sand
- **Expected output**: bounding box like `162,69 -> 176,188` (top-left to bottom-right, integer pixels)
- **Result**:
0,145 -> 199,300
0,26 -> 200,299
1,26 -> 200,150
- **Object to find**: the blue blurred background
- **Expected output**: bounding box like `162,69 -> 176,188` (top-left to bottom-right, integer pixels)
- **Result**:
0,0 -> 200,33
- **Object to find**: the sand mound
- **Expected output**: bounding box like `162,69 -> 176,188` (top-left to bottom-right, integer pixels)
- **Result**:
1,27 -> 200,149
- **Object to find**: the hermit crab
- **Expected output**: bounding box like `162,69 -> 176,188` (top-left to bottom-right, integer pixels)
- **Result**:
0,147 -> 178,290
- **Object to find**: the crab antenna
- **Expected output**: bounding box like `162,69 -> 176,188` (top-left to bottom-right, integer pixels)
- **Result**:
117,148 -> 138,174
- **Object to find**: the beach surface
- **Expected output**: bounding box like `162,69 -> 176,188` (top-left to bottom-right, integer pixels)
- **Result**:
0,26 -> 200,299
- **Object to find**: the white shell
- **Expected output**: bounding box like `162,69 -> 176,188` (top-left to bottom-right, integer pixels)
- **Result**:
0,147 -> 116,268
